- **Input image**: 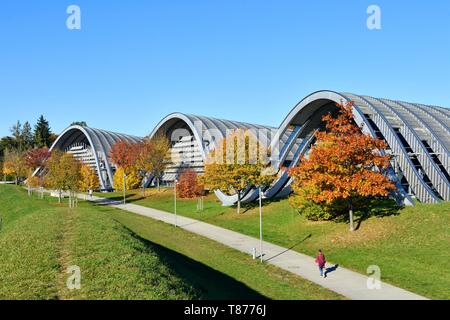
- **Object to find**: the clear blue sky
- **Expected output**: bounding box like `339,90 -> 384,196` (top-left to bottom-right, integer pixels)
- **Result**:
1,0 -> 449,137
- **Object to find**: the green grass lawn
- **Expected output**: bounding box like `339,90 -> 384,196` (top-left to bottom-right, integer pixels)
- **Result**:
97,187 -> 450,300
0,185 -> 343,300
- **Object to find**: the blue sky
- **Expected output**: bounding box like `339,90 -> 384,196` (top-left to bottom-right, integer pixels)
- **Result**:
1,0 -> 449,137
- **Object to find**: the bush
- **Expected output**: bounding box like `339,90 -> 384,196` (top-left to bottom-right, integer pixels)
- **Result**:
177,169 -> 204,199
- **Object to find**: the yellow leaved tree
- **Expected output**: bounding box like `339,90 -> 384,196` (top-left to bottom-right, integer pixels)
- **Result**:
200,129 -> 276,214
79,164 -> 100,192
113,166 -> 141,191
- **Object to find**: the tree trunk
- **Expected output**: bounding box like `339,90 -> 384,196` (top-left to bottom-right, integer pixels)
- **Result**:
157,177 -> 160,192
349,199 -> 355,232
58,190 -> 62,203
237,191 -> 241,214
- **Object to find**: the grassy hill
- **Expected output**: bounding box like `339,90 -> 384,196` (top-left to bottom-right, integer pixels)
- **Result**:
0,185 -> 343,300
101,188 -> 450,299
0,186 -> 198,300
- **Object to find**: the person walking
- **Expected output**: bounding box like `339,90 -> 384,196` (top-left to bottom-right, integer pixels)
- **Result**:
315,249 -> 327,278
88,189 -> 93,199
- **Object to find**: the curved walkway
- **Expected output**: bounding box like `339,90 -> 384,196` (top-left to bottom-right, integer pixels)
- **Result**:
87,195 -> 427,300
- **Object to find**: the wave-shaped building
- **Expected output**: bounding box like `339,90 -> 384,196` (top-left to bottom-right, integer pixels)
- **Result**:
41,90 -> 450,205
45,125 -> 141,191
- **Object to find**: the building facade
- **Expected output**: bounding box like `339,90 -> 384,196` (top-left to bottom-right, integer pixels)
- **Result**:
41,90 -> 450,204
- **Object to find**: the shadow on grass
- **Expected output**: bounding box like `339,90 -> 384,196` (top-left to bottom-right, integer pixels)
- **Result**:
332,198 -> 402,231
241,196 -> 288,214
265,233 -> 312,262
119,224 -> 268,300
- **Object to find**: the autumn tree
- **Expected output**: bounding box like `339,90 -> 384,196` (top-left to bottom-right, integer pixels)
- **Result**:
201,129 -> 276,214
109,140 -> 138,171
23,148 -> 51,189
24,148 -> 51,171
113,166 -> 141,191
289,101 -> 396,231
3,150 -> 27,184
133,140 -> 153,195
177,169 -> 204,199
79,164 -> 100,192
26,175 -> 41,189
132,134 -> 170,192
109,140 -> 143,191
45,150 -> 81,205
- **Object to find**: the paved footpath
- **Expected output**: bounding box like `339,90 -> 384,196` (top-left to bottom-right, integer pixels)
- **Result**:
85,195 -> 427,300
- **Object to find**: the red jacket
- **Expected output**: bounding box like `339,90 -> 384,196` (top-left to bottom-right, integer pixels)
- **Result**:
316,253 -> 326,267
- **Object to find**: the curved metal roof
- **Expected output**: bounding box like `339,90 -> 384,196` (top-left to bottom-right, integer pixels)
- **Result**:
150,112 -> 278,157
47,125 -> 142,190
34,90 -> 450,205
272,90 -> 450,204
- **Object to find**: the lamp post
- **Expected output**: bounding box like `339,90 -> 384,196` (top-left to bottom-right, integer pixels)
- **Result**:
123,173 -> 127,205
138,170 -> 146,196
259,186 -> 263,263
174,179 -> 178,227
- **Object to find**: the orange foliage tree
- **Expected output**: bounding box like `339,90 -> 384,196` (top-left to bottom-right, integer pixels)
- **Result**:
24,147 -> 51,188
109,140 -> 140,172
24,148 -> 51,170
109,140 -> 144,191
289,101 -> 396,231
177,169 -> 204,199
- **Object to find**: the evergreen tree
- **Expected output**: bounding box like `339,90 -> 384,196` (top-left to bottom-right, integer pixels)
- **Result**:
0,136 -> 17,159
71,121 -> 88,127
34,115 -> 52,148
22,121 -> 34,150
10,121 -> 23,150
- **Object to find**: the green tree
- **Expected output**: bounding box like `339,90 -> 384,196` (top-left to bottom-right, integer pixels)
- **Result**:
22,121 -> 34,150
10,121 -> 24,151
71,121 -> 88,127
34,115 -> 52,148
0,136 -> 17,160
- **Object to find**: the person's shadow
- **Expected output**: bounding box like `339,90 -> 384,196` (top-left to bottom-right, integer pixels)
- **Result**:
324,264 -> 339,277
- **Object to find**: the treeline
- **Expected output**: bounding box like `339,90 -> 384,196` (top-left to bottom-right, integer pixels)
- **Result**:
0,117 -> 89,182
0,116 -> 55,182
1,116 -> 54,153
